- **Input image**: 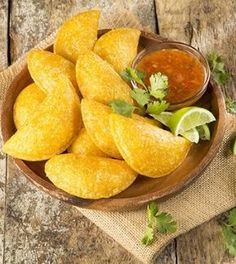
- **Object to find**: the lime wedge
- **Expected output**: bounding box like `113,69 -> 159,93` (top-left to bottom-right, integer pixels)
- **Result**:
151,112 -> 199,143
150,112 -> 173,126
233,137 -> 236,155
197,124 -> 211,141
169,107 -> 216,136
181,128 -> 200,143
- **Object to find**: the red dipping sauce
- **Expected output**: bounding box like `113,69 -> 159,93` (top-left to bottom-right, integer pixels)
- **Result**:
136,48 -> 207,105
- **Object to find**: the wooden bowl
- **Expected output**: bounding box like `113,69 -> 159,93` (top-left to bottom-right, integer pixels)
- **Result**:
1,30 -> 226,211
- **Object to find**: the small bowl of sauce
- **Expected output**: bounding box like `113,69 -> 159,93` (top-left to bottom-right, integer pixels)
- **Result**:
132,42 -> 210,110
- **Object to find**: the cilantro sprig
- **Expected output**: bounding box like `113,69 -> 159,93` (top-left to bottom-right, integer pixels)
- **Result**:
110,68 -> 169,118
226,98 -> 236,114
121,68 -> 169,116
207,51 -> 230,86
142,202 -> 177,246
130,88 -> 150,107
207,52 -> 235,115
120,67 -> 147,90
220,208 -> 236,256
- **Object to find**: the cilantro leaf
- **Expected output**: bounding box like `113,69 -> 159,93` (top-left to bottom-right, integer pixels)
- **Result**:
130,88 -> 150,107
156,212 -> 177,234
120,67 -> 146,89
149,72 -> 168,92
109,100 -> 135,117
135,69 -> 146,82
220,208 -> 236,256
142,225 -> 154,246
228,209 -> 236,226
149,72 -> 168,100
142,202 -> 177,246
207,52 -> 230,86
226,98 -> 236,114
150,89 -> 167,100
213,71 -> 230,86
147,202 -> 159,225
146,101 -> 169,115
222,225 -> 236,256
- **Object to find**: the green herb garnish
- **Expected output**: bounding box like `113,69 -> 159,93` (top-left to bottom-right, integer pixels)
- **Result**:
226,98 -> 236,114
207,51 -> 230,86
142,202 -> 177,246
220,208 -> 236,256
121,68 -> 169,116
130,88 -> 150,107
146,101 -> 169,115
109,99 -> 135,117
149,72 -> 168,99
121,67 -> 147,89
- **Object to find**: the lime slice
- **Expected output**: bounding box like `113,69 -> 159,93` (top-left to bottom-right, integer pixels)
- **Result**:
233,137 -> 236,155
150,112 -> 173,126
151,112 -> 199,143
197,124 -> 211,141
169,107 -> 216,136
181,128 -> 200,143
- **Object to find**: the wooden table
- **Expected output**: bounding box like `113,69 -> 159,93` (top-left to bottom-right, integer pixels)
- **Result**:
0,1 -> 235,263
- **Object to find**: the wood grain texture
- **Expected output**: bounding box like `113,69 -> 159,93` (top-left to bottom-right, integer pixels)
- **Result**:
176,217 -> 234,264
0,0 -> 8,71
4,1 -> 156,263
0,1 -> 9,263
155,1 -> 236,263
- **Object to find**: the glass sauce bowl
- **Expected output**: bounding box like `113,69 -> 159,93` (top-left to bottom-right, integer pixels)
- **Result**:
131,41 -> 210,110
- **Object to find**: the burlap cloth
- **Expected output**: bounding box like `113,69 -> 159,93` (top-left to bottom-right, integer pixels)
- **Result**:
0,14 -> 236,263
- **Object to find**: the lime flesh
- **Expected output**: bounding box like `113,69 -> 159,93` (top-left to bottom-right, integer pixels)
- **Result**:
151,112 -> 199,143
150,112 -> 172,127
197,124 -> 211,141
169,107 -> 216,136
181,128 -> 200,143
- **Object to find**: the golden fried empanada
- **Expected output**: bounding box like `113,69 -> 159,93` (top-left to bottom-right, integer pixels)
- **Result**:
45,154 -> 137,199
81,99 -> 122,159
27,50 -> 78,93
76,51 -> 133,104
81,99 -> 160,159
3,79 -> 82,161
94,28 -> 140,73
68,128 -> 108,157
110,114 -> 192,178
13,83 -> 46,129
54,10 -> 100,63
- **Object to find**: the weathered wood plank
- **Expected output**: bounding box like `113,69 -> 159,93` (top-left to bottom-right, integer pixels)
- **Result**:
5,1 -> 159,263
154,241 -> 176,264
0,152 -> 6,264
176,217 -> 233,264
0,0 -> 8,71
155,1 -> 236,263
0,1 -> 9,263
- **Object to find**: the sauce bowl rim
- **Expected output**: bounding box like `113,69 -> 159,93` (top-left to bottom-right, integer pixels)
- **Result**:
131,40 -> 211,110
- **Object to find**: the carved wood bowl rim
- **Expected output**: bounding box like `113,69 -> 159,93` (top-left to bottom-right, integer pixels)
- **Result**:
1,30 -> 226,211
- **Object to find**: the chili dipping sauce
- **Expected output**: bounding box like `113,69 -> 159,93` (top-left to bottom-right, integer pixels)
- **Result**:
136,49 -> 205,104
